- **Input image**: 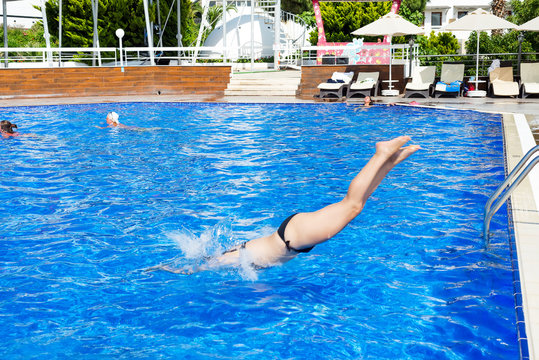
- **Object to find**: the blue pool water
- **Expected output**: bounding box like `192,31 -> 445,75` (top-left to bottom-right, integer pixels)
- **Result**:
1,102 -> 516,359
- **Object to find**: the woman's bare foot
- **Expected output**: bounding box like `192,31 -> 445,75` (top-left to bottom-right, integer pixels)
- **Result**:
375,136 -> 412,159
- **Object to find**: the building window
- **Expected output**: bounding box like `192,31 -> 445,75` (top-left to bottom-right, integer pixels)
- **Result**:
457,11 -> 468,19
431,12 -> 442,27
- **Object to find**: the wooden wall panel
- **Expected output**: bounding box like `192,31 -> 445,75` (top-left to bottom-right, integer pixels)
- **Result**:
0,66 -> 231,98
298,65 -> 406,99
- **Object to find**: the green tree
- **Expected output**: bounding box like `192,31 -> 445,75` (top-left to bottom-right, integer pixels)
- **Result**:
0,23 -> 46,48
465,30 -> 534,57
0,23 -> 47,60
298,10 -> 316,29
43,0 -> 197,48
417,31 -> 459,56
509,0 -> 539,51
282,0 -> 313,15
509,0 -> 539,23
155,0 -> 198,47
308,1 -> 392,44
44,0 -> 154,47
399,0 -> 426,26
415,31 -> 460,72
190,1 -> 237,45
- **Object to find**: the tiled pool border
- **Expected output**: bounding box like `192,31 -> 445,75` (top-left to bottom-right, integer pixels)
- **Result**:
503,113 -> 539,360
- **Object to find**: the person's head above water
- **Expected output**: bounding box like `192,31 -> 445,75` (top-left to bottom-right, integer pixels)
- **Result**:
0,120 -> 18,134
106,112 -> 120,126
364,96 -> 373,105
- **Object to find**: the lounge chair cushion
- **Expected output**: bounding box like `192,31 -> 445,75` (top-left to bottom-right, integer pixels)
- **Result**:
440,64 -> 465,84
435,81 -> 462,93
523,83 -> 539,94
318,82 -> 348,90
521,63 -> 539,84
520,63 -> 539,96
317,71 -> 354,90
489,67 -> 519,96
406,66 -> 436,91
489,67 -> 513,82
350,78 -> 376,90
491,79 -> 520,96
349,72 -> 379,91
406,82 -> 430,91
331,71 -> 354,83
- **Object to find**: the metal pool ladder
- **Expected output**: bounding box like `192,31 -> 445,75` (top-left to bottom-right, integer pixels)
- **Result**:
484,145 -> 539,247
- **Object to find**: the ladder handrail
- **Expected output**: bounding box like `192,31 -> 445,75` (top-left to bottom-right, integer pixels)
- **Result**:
483,144 -> 539,247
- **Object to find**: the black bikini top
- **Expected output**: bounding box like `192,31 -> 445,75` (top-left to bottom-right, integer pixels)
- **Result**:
277,214 -> 314,253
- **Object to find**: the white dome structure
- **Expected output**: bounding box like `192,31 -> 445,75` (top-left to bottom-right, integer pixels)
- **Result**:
202,6 -> 309,61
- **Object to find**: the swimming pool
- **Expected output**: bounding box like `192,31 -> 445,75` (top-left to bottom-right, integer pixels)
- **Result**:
0,102 -> 517,359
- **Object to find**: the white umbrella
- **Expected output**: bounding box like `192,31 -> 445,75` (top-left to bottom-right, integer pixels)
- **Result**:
516,16 -> 539,76
352,12 -> 423,96
442,8 -> 516,96
518,15 -> 539,31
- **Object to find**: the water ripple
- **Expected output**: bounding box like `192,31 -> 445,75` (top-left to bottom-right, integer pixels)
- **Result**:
0,103 -> 515,359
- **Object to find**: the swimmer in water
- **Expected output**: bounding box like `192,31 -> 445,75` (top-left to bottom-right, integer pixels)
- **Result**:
149,136 -> 420,275
1,120 -> 35,138
97,112 -> 157,131
97,112 -> 132,129
355,96 -> 397,110
362,95 -> 374,108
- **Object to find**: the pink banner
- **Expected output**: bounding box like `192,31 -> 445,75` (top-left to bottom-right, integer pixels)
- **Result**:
316,41 -> 390,65
312,0 -> 401,64
312,0 -> 327,45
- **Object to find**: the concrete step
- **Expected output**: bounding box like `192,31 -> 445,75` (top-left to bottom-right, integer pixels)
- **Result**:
225,70 -> 301,96
231,72 -> 301,79
228,78 -> 301,86
224,89 -> 298,96
227,84 -> 299,91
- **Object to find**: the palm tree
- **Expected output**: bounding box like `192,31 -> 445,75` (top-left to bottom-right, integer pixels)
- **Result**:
491,0 -> 506,35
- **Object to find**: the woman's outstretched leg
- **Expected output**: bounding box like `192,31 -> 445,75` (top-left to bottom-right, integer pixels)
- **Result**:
284,136 -> 420,250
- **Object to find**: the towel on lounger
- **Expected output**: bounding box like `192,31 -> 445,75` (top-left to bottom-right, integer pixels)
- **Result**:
435,80 -> 462,92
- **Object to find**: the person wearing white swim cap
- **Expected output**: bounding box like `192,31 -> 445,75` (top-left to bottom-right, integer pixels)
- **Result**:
107,112 -> 120,125
97,112 -> 132,129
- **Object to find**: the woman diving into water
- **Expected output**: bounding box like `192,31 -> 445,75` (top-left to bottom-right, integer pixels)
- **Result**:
149,136 -> 420,274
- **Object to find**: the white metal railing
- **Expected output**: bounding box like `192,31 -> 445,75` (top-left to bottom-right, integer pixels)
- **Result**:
122,46 -> 276,65
0,47 -> 117,67
0,45 -> 283,67
6,45 -> 534,74
417,52 -> 539,77
0,44 -> 419,71
484,145 -> 539,247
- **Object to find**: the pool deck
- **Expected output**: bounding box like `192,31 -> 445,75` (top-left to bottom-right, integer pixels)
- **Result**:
1,94 -> 538,359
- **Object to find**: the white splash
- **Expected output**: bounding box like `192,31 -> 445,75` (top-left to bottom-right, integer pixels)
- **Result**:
164,222 -> 262,280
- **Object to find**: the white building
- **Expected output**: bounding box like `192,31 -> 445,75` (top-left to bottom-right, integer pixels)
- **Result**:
423,0 -> 492,51
202,4 -> 309,60
1,0 -> 42,28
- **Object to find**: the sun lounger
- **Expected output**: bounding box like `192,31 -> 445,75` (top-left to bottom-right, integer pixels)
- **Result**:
316,71 -> 354,99
347,72 -> 380,98
433,63 -> 465,98
488,66 -> 519,97
404,66 -> 436,98
520,62 -> 539,98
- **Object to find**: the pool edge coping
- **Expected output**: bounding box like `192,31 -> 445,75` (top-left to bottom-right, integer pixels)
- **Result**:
503,113 -> 539,360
